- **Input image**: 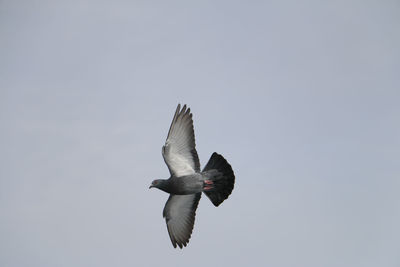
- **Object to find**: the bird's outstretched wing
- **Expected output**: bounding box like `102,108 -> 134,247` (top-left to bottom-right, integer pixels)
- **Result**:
163,193 -> 201,248
162,104 -> 200,176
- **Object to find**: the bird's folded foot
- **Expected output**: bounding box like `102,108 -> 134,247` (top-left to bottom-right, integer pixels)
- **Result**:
203,180 -> 214,191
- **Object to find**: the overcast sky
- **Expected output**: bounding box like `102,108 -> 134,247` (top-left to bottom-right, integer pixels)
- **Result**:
1,1 -> 399,266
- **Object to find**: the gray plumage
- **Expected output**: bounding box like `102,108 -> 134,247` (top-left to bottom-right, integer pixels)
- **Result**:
150,104 -> 235,248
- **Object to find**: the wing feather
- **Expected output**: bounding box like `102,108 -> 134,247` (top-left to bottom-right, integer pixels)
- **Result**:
162,104 -> 200,176
163,193 -> 201,248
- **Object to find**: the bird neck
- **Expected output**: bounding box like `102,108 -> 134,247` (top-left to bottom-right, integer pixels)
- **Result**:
156,179 -> 170,192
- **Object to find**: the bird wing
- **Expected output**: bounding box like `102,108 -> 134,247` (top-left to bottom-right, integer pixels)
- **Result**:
163,193 -> 201,248
162,104 -> 200,177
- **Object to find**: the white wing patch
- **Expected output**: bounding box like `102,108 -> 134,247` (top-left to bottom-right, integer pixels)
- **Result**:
163,142 -> 196,176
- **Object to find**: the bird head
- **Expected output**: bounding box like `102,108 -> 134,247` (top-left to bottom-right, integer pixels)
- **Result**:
149,179 -> 161,189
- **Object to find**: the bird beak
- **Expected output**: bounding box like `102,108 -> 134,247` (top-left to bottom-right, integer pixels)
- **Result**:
149,185 -> 153,189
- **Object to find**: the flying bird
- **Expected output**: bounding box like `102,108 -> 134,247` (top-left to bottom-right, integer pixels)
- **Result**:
150,104 -> 235,248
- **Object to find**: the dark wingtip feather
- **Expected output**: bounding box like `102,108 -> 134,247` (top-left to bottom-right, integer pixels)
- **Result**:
181,104 -> 187,113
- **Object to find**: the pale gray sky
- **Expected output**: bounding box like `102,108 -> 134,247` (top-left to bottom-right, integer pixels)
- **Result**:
1,1 -> 399,266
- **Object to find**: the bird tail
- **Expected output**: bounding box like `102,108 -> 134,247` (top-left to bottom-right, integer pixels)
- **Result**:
202,152 -> 235,207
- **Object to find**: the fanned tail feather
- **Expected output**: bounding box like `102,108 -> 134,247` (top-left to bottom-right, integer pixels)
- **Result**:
202,152 -> 235,207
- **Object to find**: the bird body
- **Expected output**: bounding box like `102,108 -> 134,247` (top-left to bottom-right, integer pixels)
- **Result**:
150,104 -> 235,248
150,174 -> 204,195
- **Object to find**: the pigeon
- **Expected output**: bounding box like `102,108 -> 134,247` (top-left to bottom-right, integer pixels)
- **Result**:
150,104 -> 235,248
